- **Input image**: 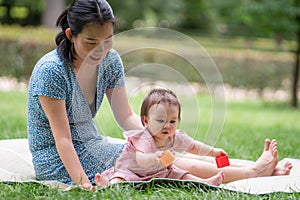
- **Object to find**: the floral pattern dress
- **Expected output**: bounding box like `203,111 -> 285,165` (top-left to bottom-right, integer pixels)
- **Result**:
27,48 -> 125,184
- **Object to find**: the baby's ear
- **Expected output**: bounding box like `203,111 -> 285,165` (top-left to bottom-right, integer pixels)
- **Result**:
142,115 -> 149,126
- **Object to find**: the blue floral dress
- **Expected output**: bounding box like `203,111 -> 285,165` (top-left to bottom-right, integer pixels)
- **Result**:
27,49 -> 125,184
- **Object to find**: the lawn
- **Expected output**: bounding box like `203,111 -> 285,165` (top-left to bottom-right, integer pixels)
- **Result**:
0,90 -> 299,199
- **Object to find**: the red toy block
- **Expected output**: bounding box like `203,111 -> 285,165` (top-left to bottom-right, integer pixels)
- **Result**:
215,155 -> 230,168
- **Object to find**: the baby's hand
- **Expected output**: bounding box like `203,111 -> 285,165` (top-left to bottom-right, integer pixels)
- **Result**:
154,151 -> 164,159
158,150 -> 176,167
212,148 -> 227,157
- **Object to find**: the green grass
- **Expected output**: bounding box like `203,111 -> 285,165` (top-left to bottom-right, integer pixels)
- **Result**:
0,90 -> 27,139
0,90 -> 299,199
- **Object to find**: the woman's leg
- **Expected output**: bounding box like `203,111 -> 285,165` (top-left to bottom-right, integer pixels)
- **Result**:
174,139 -> 280,183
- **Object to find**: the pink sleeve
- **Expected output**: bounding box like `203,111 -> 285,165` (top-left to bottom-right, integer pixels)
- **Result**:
173,130 -> 195,152
123,130 -> 152,153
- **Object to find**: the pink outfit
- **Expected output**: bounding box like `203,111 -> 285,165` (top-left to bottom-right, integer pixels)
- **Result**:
102,128 -> 195,181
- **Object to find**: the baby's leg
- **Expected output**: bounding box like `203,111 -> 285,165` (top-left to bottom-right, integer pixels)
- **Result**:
174,139 -> 279,183
182,171 -> 224,186
179,139 -> 272,167
272,160 -> 293,176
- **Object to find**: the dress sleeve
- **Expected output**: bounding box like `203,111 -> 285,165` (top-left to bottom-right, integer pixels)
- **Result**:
105,49 -> 125,89
31,61 -> 67,100
123,130 -> 152,153
173,130 -> 195,152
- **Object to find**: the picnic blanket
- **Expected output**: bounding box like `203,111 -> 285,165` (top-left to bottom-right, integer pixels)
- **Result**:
0,138 -> 299,194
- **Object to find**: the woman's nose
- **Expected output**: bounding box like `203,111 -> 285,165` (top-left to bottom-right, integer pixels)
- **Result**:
95,43 -> 105,53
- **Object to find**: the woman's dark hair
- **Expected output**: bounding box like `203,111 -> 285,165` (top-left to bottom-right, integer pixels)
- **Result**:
140,88 -> 181,126
55,0 -> 115,63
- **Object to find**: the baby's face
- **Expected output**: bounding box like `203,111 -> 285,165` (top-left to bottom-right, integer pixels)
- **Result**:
145,103 -> 179,141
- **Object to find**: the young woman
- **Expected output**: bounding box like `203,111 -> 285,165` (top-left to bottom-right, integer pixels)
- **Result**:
27,0 -> 143,190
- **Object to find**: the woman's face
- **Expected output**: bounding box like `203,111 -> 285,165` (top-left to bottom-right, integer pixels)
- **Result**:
72,22 -> 113,66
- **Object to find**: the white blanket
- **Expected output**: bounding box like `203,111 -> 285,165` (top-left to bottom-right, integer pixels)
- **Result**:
0,138 -> 299,194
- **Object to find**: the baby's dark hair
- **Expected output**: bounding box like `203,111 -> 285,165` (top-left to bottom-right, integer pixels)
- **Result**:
55,0 -> 115,63
140,88 -> 181,126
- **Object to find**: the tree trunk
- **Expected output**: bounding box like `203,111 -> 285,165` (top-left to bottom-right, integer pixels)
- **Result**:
291,2 -> 300,108
42,0 -> 65,29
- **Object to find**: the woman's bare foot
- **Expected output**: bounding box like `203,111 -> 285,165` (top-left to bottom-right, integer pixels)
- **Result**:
251,139 -> 278,177
272,161 -> 293,176
205,171 -> 224,186
95,173 -> 110,187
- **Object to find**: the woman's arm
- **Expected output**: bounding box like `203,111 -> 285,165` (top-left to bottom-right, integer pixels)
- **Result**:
106,87 -> 143,131
39,96 -> 91,187
187,141 -> 227,157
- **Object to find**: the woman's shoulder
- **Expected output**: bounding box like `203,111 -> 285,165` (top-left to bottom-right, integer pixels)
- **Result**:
102,49 -> 121,64
33,49 -> 67,74
107,48 -> 119,57
36,49 -> 63,65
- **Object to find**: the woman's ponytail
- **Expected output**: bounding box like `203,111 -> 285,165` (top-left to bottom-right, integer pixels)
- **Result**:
55,8 -> 73,63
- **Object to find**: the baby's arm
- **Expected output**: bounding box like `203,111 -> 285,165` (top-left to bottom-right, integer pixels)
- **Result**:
135,151 -> 163,168
188,141 -> 227,157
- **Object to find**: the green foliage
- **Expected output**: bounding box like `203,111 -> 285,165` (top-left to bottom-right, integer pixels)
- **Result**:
212,0 -> 300,39
0,25 -> 56,80
0,0 -> 299,41
0,25 -> 295,90
0,0 -> 44,25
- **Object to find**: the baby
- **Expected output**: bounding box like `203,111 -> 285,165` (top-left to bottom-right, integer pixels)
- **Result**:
95,88 -> 225,187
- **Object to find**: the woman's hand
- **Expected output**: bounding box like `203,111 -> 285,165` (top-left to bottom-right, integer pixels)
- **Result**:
80,183 -> 96,192
64,182 -> 96,192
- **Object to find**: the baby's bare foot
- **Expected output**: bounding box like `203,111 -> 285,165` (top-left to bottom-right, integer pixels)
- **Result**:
272,161 -> 293,176
252,139 -> 278,177
95,173 -> 110,187
263,139 -> 271,151
206,171 -> 224,186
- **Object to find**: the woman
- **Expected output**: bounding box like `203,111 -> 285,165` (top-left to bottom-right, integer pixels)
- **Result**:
27,0 -> 291,191
27,0 -> 142,190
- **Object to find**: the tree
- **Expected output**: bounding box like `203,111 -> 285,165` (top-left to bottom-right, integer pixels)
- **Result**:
42,0 -> 65,29
292,0 -> 300,108
213,0 -> 300,108
0,0 -> 44,26
243,0 -> 300,108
